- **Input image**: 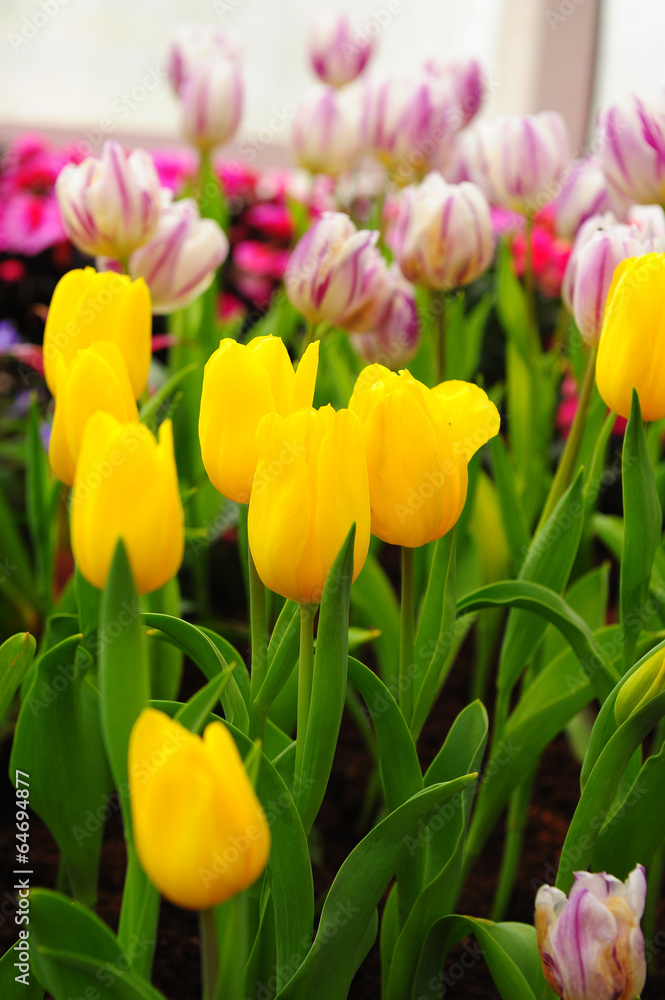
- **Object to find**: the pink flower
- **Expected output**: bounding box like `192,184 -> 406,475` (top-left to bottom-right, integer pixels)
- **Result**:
233,240 -> 290,280
308,11 -> 375,88
511,210 -> 572,298
244,203 -> 293,241
0,191 -> 67,255
150,148 -> 197,194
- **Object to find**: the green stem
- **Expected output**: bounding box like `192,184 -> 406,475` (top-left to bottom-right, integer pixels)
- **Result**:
118,843 -> 160,981
523,213 -> 538,352
200,907 -> 219,1000
400,547 -> 415,725
491,766 -> 537,921
248,546 -> 268,738
536,346 -> 598,534
436,291 -> 446,384
298,320 -> 316,361
294,603 -> 315,806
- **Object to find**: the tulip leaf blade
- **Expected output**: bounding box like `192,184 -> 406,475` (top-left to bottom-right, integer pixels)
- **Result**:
296,525 -> 355,833
411,915 -> 545,1000
0,942 -> 44,1000
0,631 -> 36,722
10,634 -> 113,905
174,666 -> 235,734
351,550 -> 401,687
620,389 -> 662,668
496,470 -> 585,716
275,776 -> 477,1000
489,433 -> 530,572
99,541 -> 150,803
26,394 -> 59,616
254,601 -> 300,717
27,888 -> 168,1000
143,612 -> 249,732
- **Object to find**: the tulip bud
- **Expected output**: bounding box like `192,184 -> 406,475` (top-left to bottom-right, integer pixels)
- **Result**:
393,172 -> 494,290
570,225 -> 645,345
129,193 -> 229,314
49,342 -> 138,486
615,647 -> 665,726
308,10 -> 374,88
423,58 -> 486,129
181,56 -> 243,152
292,85 -> 364,177
599,95 -> 665,206
349,264 -> 419,368
596,252 -> 665,420
363,73 -> 460,185
349,366 -> 500,547
248,406 -> 370,605
56,141 -> 162,258
71,413 -> 184,595
43,267 -> 151,400
129,708 -> 270,910
553,157 -> 614,240
476,112 -> 570,214
167,23 -> 241,95
284,211 -> 387,329
199,335 -> 319,505
535,866 -> 647,1000
626,203 -> 665,247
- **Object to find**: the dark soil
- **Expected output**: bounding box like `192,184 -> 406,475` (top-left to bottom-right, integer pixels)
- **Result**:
1,649 -> 663,1000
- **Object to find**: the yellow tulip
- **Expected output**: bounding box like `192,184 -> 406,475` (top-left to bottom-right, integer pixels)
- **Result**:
49,342 -> 138,486
596,252 -> 665,420
349,365 -> 500,547
43,267 -> 151,400
199,335 -> 319,504
71,412 -> 184,595
129,708 -> 270,910
248,406 -> 370,604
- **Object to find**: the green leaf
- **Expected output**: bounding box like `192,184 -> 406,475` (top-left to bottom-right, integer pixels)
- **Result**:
351,551 -> 400,687
410,531 -> 457,739
138,362 -> 197,428
143,613 -> 249,733
0,942 -> 44,1000
28,889 -> 167,1000
0,632 -> 36,720
621,390 -> 662,666
0,479 -> 37,626
145,578 -> 183,702
254,602 -> 300,717
275,776 -> 477,1000
199,626 -> 251,705
412,916 -> 546,1000
296,526 -> 355,832
459,579 -> 619,703
489,434 -> 530,572
173,667 -> 235,733
98,542 -> 150,801
539,563 -> 610,667
26,396 -> 58,615
10,635 -> 113,904
497,471 -> 584,711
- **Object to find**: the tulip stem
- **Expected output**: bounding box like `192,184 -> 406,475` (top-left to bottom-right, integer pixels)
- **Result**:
524,213 -> 537,346
200,907 -> 219,1000
400,546 -> 415,725
490,765 -> 537,921
536,346 -> 597,535
248,547 -> 268,734
294,603 -> 316,806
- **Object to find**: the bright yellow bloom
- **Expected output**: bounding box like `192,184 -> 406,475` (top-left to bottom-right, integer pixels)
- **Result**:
43,267 -> 151,399
349,365 -> 500,547
248,406 -> 370,604
596,253 -> 665,421
129,708 -> 270,910
199,335 -> 319,504
49,342 -> 138,486
71,412 -> 184,595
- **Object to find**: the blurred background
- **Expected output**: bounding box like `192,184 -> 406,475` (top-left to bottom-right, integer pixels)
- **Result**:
0,0 -> 662,156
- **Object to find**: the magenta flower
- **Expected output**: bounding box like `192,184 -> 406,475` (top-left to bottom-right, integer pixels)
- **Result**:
598,95 -> 665,206
308,10 -> 375,88
56,141 -> 162,258
535,866 -> 647,1000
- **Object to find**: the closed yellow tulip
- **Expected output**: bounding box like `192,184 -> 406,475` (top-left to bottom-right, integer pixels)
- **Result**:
199,335 -> 319,504
349,365 -> 500,547
129,708 -> 270,910
596,253 -> 665,421
248,406 -> 370,604
43,267 -> 151,400
71,412 -> 184,594
49,341 -> 138,486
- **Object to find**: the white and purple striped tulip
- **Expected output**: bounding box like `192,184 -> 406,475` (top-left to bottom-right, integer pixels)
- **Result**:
363,72 -> 460,185
477,111 -> 570,214
181,56 -> 243,152
292,84 -> 364,177
393,172 -> 494,290
553,157 -> 614,240
626,203 -> 665,249
167,23 -> 241,96
308,11 -> 374,88
350,264 -> 419,367
424,58 -> 486,129
56,141 -> 162,259
285,211 -> 386,328
128,192 -> 229,314
535,866 -> 647,1000
598,95 -> 665,206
